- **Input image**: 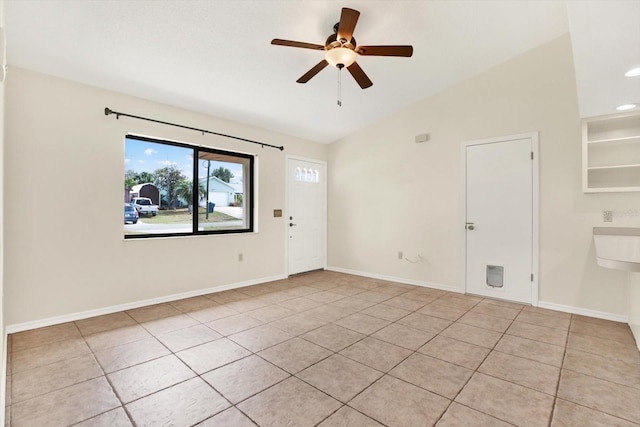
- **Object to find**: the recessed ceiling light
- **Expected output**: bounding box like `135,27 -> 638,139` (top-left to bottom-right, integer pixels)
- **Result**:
616,104 -> 637,111
625,67 -> 640,77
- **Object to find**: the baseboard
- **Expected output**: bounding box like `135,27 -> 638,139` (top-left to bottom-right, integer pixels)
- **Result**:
327,266 -> 462,294
6,274 -> 287,334
537,300 -> 629,323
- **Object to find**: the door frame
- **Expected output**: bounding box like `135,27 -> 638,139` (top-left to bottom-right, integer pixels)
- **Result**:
285,155 -> 328,276
460,132 -> 540,306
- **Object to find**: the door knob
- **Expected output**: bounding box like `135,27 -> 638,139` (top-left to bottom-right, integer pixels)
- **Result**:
289,222 -> 297,227
466,222 -> 475,230
467,225 -> 475,230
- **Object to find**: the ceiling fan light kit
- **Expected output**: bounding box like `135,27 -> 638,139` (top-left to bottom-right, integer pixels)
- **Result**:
271,7 -> 413,97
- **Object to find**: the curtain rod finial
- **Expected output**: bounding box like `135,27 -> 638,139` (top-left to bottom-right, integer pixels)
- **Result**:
104,107 -> 112,116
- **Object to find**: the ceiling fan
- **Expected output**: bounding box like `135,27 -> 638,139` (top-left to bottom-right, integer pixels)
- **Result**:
271,7 -> 413,89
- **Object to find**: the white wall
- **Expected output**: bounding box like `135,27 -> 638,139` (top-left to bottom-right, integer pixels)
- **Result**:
4,67 -> 326,326
328,34 -> 638,319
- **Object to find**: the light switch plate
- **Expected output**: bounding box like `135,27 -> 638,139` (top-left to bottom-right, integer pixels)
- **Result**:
274,209 -> 282,217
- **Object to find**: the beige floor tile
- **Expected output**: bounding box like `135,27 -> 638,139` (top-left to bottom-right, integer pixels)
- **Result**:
238,377 -> 341,427
479,351 -> 560,395
441,322 -> 502,349
318,406 -> 383,426
302,324 -> 365,352
126,303 -> 181,323
75,312 -> 136,336
155,324 -> 222,352
551,399 -> 638,427
350,375 -> 450,427
361,304 -> 411,322
329,296 -> 377,312
371,323 -> 434,350
494,334 -> 565,367
570,320 -> 636,345
306,291 -> 346,303
567,333 -> 640,364
507,321 -> 568,347
355,291 -> 394,303
187,304 -> 240,323
572,314 -> 628,327
557,369 -> 640,423
390,353 -> 473,399
397,312 -> 452,333
126,377 -> 229,427
12,337 -> 91,373
436,402 -> 512,427
12,353 -> 103,403
11,323 -> 81,352
481,298 -> 525,310
515,310 -> 570,330
108,354 -> 195,403
334,313 -> 390,335
469,302 -> 521,320
85,325 -> 150,353
455,373 -> 554,427
196,407 -> 256,427
202,355 -> 289,403
94,337 -> 170,373
418,335 -> 491,370
228,324 -> 293,352
169,296 -> 218,313
522,306 -> 571,319
458,311 -> 513,333
418,303 -> 468,321
74,407 -> 133,427
270,313 -> 327,336
305,304 -> 352,322
11,377 -> 120,427
238,285 -> 273,297
206,289 -> 250,304
277,296 -> 323,312
436,295 -> 481,311
258,337 -> 332,374
340,337 -> 412,372
330,285 -> 367,297
382,296 -> 428,311
246,305 -> 296,323
140,313 -> 200,335
298,354 -> 382,403
564,349 -> 640,388
176,337 -> 251,374
207,313 -> 263,336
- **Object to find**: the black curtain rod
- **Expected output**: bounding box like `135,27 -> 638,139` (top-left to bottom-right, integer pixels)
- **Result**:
104,107 -> 284,151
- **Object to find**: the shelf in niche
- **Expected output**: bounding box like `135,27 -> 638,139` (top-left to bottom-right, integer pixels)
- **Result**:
588,164 -> 640,171
588,135 -> 640,144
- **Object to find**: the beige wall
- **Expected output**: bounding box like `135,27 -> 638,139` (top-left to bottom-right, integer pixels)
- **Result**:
0,0 -> 6,416
328,34 -> 638,318
4,67 -> 326,326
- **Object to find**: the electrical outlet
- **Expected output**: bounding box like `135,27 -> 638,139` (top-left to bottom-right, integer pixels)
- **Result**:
238,253 -> 243,262
603,210 -> 613,223
398,251 -> 403,260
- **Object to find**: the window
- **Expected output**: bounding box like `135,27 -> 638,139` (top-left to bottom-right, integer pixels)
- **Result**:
124,134 -> 254,238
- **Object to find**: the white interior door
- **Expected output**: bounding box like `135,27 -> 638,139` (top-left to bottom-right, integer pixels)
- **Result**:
287,158 -> 326,275
465,135 -> 536,304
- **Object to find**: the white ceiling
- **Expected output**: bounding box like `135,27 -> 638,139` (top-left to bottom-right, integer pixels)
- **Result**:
4,1 -> 638,143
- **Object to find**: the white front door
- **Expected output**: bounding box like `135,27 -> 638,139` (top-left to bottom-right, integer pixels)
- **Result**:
287,157 -> 326,275
464,134 -> 538,304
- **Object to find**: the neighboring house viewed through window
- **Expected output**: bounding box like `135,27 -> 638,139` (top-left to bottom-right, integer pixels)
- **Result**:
124,134 -> 254,238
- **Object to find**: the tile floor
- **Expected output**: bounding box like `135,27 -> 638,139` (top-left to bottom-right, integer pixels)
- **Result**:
5,270 -> 640,426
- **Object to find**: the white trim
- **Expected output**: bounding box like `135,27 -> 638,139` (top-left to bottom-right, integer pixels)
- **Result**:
461,132 -> 540,306
327,266 -> 462,294
285,155 -> 328,276
630,323 -> 640,351
538,300 -> 629,323
6,274 -> 286,334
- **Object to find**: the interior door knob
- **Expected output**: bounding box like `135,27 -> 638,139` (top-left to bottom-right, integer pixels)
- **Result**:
289,222 -> 297,227
466,222 -> 475,230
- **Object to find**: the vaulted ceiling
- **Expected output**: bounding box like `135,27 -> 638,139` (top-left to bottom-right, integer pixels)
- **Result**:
5,1 -> 639,143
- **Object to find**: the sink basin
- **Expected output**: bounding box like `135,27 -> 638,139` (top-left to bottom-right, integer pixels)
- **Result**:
594,227 -> 640,272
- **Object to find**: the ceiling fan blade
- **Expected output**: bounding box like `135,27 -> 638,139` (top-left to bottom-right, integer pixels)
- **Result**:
297,60 -> 329,83
337,8 -> 360,42
357,45 -> 413,57
271,39 -> 325,51
347,62 -> 373,89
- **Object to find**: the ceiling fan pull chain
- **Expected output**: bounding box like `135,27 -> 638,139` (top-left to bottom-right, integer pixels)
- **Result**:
337,67 -> 342,107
